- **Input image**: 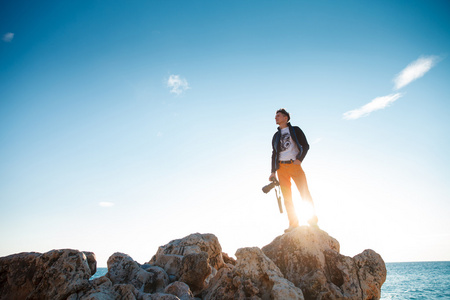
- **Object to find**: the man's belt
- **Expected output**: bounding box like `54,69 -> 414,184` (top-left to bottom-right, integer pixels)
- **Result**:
279,160 -> 294,164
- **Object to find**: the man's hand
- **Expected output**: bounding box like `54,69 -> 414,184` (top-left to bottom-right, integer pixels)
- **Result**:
293,159 -> 301,165
269,172 -> 276,181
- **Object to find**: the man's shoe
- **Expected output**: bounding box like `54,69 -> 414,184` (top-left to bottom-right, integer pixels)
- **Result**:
284,225 -> 299,233
308,215 -> 319,227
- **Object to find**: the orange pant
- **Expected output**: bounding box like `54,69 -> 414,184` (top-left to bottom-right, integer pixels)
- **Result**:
277,163 -> 314,227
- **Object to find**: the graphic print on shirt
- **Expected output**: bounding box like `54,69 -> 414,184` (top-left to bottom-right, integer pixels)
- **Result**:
280,132 -> 291,152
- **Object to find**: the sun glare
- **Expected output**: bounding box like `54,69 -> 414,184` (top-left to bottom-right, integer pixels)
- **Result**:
295,199 -> 315,225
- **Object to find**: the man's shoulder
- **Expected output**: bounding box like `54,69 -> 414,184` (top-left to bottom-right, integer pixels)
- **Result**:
290,125 -> 306,137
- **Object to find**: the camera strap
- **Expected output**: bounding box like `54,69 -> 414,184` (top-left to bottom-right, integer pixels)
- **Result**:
274,186 -> 283,214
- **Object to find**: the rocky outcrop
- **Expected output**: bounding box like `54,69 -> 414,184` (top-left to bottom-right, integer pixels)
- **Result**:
69,276 -> 153,300
262,226 -> 386,300
0,228 -> 386,300
107,252 -> 169,294
202,247 -> 304,299
148,233 -> 224,295
354,250 -> 387,300
0,249 -> 94,300
164,282 -> 195,300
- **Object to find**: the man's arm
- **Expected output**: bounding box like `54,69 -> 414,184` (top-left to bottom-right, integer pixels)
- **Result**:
294,126 -> 309,162
271,149 -> 276,173
270,133 -> 278,179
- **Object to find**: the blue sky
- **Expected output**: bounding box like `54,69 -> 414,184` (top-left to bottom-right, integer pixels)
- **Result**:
1,0 -> 449,266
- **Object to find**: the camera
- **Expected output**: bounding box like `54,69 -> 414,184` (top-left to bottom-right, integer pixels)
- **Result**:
262,178 -> 280,193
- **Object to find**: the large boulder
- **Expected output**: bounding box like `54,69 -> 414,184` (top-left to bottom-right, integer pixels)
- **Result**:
164,281 -> 195,300
68,276 -> 118,300
149,233 -> 225,293
179,252 -> 211,294
107,252 -> 169,294
262,226 -> 386,300
0,249 -> 94,300
149,293 -> 181,300
354,250 -> 387,300
202,247 -> 304,300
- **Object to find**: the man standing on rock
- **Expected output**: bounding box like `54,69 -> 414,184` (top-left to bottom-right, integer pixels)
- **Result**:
269,108 -> 318,232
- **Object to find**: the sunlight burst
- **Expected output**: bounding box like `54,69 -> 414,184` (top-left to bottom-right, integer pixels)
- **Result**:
295,200 -> 315,225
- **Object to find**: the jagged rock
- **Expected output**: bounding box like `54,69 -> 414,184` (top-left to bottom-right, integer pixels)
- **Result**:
354,249 -> 387,300
0,249 -> 93,300
143,265 -> 172,293
0,229 -> 387,300
84,251 -> 97,275
68,276 -> 117,300
149,233 -> 224,293
202,247 -> 304,300
149,293 -> 180,300
179,252 -> 211,294
113,284 -> 151,300
107,253 -> 169,294
150,254 -> 183,279
322,249 -> 362,298
262,226 -> 386,300
68,276 -> 154,300
221,252 -> 236,266
164,281 -> 195,300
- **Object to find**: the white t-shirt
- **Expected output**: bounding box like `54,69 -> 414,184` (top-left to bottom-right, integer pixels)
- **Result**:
278,127 -> 300,161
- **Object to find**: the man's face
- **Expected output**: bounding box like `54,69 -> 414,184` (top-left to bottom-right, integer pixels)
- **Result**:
275,112 -> 288,125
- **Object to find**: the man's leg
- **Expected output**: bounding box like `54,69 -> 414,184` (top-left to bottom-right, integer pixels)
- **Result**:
291,164 -> 318,225
291,164 -> 313,204
277,164 -> 299,228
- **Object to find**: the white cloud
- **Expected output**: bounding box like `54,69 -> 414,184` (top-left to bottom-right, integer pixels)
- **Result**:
343,93 -> 403,120
167,75 -> 190,95
343,55 -> 441,120
393,56 -> 439,90
2,32 -> 14,42
99,201 -> 115,207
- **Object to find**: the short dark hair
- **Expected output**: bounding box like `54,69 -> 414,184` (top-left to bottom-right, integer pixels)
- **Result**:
276,108 -> 290,121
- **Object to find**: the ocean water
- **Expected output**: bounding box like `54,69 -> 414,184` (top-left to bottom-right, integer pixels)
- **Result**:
381,261 -> 450,299
91,262 -> 450,299
91,267 -> 107,280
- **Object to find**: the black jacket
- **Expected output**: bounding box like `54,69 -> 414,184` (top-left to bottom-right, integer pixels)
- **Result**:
271,122 -> 309,173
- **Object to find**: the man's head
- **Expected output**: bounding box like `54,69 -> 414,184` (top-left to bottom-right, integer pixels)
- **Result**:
275,108 -> 290,127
